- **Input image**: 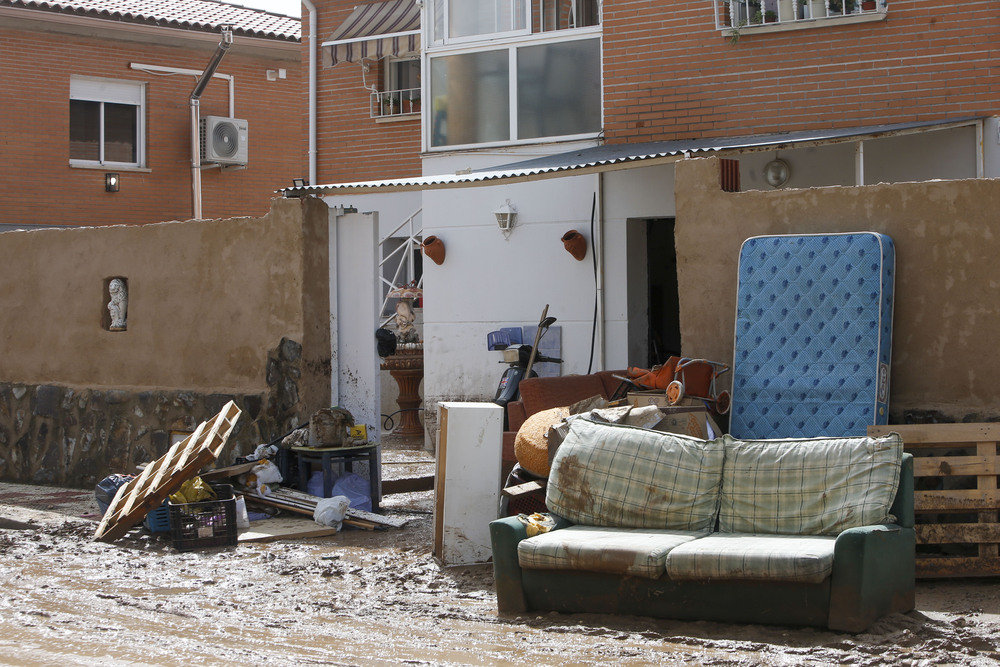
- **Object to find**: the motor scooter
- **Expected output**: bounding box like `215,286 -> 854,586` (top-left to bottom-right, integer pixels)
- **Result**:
493,305 -> 562,429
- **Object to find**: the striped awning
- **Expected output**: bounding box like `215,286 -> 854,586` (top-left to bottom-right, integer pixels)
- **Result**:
322,0 -> 421,66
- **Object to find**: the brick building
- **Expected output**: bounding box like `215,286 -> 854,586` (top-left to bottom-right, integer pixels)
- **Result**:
304,0 -> 999,186
0,0 -> 302,228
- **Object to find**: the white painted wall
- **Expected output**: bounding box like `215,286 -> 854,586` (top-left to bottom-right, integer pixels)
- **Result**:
321,124 -> 994,448
331,210 -> 381,439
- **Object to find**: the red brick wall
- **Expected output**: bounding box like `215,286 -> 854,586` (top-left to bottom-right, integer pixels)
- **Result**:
311,1 -> 422,184
602,0 -> 1000,143
0,21 -> 302,226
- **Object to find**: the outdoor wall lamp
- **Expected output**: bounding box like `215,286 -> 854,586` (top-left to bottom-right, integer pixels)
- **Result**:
764,159 -> 791,188
292,177 -> 309,187
105,173 -> 120,193
494,199 -> 517,239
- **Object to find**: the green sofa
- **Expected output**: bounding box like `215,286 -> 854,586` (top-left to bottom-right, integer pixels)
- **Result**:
490,419 -> 915,632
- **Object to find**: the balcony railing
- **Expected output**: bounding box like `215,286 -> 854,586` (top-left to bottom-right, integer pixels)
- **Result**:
716,0 -> 884,30
371,88 -> 421,119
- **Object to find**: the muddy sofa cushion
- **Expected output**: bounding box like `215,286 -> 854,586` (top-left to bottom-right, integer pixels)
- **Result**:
719,432 -> 903,536
517,526 -> 709,579
666,533 -> 838,583
546,418 -> 724,531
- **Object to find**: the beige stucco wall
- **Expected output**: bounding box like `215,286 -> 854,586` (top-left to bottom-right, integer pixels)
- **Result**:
675,157 -> 1000,421
0,197 -> 332,486
1,196 -> 328,399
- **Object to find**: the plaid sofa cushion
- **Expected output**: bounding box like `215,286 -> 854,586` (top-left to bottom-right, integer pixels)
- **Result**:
666,533 -> 837,583
546,418 -> 724,531
719,432 -> 903,536
518,526 -> 707,579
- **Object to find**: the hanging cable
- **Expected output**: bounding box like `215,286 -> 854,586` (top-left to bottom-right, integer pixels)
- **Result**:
587,191 -> 598,374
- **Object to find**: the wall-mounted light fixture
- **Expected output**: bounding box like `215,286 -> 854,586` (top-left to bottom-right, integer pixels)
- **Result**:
764,159 -> 790,188
105,173 -> 120,193
292,177 -> 309,187
494,199 -> 517,239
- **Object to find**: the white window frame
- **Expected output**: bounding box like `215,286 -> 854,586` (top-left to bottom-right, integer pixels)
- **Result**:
430,0 -> 531,46
69,77 -> 146,169
424,27 -> 602,152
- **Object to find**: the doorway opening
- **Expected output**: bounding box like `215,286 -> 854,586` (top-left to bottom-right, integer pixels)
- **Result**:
626,217 -> 680,368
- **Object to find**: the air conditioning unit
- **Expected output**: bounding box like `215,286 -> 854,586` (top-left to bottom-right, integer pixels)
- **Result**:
200,115 -> 248,165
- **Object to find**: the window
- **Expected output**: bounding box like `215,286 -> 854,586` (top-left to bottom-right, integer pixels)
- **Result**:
716,0 -> 886,32
374,58 -> 422,118
70,77 -> 145,167
426,0 -> 601,149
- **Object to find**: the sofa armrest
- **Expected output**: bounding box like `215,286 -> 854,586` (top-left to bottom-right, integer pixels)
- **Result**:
827,522 -> 916,632
890,453 -> 914,529
489,514 -> 572,613
490,516 -> 531,613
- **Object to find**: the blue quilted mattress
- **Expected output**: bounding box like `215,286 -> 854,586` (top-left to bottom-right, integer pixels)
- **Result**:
729,232 -> 894,439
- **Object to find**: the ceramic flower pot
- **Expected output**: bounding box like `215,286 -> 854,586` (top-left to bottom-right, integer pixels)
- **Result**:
561,230 -> 587,261
422,235 -> 445,265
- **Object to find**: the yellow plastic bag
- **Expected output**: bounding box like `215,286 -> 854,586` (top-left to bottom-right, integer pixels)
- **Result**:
169,477 -> 217,505
517,512 -> 555,537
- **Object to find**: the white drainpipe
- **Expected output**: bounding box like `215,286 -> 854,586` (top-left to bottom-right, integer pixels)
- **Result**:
302,0 -> 318,185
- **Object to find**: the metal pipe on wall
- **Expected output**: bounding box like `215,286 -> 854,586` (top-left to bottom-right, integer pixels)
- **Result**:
190,26 -> 233,219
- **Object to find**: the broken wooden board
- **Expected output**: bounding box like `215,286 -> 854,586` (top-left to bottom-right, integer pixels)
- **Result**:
200,461 -> 257,482
238,516 -> 340,543
870,423 -> 1000,578
93,401 -> 242,542
501,479 -> 545,498
244,486 -> 412,529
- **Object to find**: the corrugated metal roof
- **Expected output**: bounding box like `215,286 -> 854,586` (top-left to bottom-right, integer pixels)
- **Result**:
284,117 -> 984,196
1,0 -> 301,41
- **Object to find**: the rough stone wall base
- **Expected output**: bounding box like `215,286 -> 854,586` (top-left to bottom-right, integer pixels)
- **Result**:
0,338 -> 306,490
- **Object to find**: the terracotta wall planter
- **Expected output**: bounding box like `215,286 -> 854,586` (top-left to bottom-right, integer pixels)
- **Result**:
561,230 -> 587,261
422,235 -> 446,265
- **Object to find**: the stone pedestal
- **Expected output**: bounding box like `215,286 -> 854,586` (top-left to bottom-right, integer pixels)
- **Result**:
381,346 -> 424,438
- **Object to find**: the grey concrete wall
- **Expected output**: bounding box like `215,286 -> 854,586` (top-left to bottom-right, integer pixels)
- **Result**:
0,197 -> 332,487
675,157 -> 1000,423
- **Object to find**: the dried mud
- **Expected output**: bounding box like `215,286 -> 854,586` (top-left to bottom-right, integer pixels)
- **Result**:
1,468 -> 999,665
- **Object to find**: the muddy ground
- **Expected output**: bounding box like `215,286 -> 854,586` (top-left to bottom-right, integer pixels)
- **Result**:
1,447 -> 999,666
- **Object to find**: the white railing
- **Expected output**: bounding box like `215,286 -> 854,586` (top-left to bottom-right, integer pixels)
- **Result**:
378,208 -> 423,326
371,88 -> 422,119
716,0 -> 884,29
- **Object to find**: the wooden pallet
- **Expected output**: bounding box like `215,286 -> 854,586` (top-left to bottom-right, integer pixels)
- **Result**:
869,423 -> 1000,578
93,401 -> 242,542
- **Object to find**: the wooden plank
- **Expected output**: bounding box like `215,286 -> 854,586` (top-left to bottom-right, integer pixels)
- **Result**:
382,475 -> 435,495
869,423 -> 1000,444
913,456 -> 1000,477
94,402 -> 242,542
914,489 -> 1000,512
977,441 -> 999,558
916,523 -> 1000,544
916,556 -> 1000,579
201,462 -> 257,481
238,516 -> 340,543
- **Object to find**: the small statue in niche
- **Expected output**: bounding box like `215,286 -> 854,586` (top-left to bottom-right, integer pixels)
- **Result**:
108,278 -> 128,331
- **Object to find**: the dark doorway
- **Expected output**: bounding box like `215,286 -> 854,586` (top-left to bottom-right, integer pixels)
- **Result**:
646,218 -> 681,364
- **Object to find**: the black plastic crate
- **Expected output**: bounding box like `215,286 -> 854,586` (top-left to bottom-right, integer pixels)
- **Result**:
168,483 -> 237,551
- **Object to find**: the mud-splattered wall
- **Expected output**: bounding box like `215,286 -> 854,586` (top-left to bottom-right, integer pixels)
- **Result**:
674,157 -> 1000,424
0,198 -> 331,487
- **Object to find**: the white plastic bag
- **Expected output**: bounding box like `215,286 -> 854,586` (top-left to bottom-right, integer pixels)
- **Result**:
313,495 -> 351,530
252,459 -> 283,485
235,495 -> 250,529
